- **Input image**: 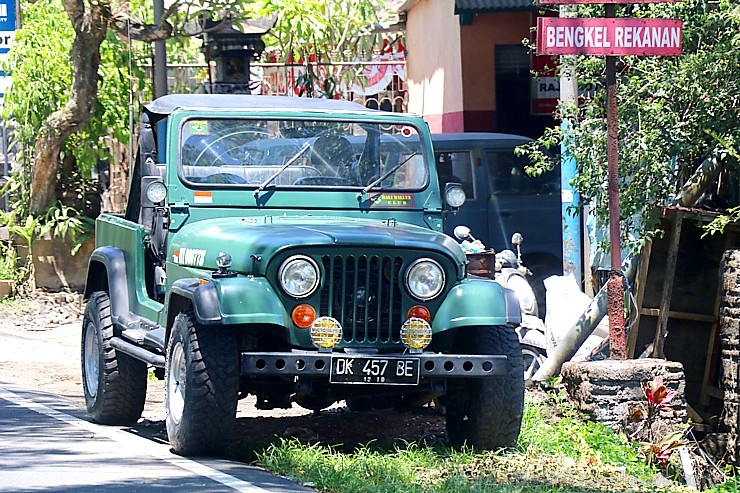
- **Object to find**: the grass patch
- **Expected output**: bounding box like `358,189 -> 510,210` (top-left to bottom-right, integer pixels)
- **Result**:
247,394 -> 740,492
253,396 -> 673,492
0,296 -> 34,315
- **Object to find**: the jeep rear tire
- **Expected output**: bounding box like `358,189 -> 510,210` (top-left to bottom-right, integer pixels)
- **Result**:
81,291 -> 147,425
443,325 -> 524,449
165,310 -> 239,456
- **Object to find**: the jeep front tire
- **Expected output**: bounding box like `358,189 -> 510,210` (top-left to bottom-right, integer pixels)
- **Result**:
443,325 -> 524,449
81,291 -> 147,424
165,310 -> 239,456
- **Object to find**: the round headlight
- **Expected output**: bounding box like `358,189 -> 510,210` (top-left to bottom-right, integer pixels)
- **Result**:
506,275 -> 538,316
445,184 -> 466,208
146,180 -> 167,204
278,255 -> 320,298
405,258 -> 445,300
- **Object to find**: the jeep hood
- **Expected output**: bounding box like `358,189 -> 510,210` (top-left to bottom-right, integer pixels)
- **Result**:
169,216 -> 465,275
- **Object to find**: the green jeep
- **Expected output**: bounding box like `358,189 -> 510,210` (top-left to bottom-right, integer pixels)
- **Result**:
81,94 -> 524,456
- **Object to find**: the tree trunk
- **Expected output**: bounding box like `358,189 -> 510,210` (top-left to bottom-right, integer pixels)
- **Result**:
673,150 -> 724,208
29,0 -> 108,216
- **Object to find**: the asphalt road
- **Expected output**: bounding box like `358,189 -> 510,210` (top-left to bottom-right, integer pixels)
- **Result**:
0,384 -> 312,493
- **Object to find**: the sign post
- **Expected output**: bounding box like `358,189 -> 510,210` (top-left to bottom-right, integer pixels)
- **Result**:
0,0 -> 16,212
536,0 -> 682,359
0,0 -> 17,106
604,4 -> 626,359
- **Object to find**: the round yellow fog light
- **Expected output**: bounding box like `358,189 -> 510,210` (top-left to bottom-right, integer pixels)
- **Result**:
310,317 -> 342,350
400,317 -> 432,351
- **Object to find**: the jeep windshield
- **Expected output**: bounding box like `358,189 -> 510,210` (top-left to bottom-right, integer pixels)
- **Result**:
178,118 -> 428,191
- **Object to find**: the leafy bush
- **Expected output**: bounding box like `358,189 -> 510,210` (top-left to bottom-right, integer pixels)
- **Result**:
1,0 -> 146,219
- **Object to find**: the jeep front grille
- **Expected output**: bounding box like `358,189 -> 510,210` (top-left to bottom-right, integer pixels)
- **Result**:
319,255 -> 404,344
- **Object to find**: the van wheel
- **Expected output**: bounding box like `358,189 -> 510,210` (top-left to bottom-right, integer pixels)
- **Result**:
166,310 -> 239,456
442,325 -> 524,449
81,291 -> 147,424
521,344 -> 546,385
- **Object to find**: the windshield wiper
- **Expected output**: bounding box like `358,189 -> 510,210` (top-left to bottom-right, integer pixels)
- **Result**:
253,142 -> 312,197
357,152 -> 419,199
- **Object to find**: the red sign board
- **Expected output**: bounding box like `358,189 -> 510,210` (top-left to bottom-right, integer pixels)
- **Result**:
537,17 -> 683,56
531,12 -> 559,115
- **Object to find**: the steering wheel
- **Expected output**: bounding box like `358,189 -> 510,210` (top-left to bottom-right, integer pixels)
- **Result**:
202,173 -> 247,184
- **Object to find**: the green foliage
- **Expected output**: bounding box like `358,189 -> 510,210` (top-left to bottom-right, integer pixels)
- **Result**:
0,241 -> 19,282
40,204 -> 95,256
0,211 -> 36,292
519,394 -> 652,479
249,0 -> 383,62
0,0 -> 72,216
710,474 -> 740,493
1,0 -> 146,219
0,0 -> 140,289
519,0 -> 740,252
0,204 -> 92,291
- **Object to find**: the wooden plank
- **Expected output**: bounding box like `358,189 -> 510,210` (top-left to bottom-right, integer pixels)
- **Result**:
627,241 -> 652,358
653,210 -> 683,358
638,308 -> 716,323
703,385 -> 724,400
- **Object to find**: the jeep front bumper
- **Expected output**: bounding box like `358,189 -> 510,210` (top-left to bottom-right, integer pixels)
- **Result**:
241,351 -> 508,382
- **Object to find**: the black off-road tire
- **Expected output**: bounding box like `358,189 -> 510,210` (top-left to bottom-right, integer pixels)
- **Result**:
81,291 -> 147,425
165,310 -> 239,456
442,325 -> 524,449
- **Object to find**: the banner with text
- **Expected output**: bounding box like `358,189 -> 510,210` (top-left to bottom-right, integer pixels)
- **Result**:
537,17 -> 682,56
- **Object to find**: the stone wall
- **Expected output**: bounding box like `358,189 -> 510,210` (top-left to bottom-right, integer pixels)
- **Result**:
31,235 -> 95,291
1,227 -> 94,292
720,250 -> 740,464
561,359 -> 687,433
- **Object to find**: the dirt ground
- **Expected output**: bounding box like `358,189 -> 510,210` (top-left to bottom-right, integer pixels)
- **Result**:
0,291 -> 446,456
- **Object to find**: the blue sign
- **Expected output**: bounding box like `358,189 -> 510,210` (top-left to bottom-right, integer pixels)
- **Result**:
0,0 -> 15,55
0,1 -> 15,32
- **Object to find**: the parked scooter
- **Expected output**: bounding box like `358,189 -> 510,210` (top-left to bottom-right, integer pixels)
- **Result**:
453,225 -> 547,383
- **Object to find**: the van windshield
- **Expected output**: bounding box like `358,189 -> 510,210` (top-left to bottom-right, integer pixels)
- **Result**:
178,117 -> 428,191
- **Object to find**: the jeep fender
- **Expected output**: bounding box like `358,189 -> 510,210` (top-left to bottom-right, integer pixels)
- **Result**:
168,276 -> 291,328
84,246 -> 137,328
433,278 -> 521,330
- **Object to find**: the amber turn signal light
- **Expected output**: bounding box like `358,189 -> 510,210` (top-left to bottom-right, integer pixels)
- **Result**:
292,304 -> 316,329
406,305 -> 431,323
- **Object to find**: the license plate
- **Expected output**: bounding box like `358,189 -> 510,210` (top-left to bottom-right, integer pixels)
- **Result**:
330,356 -> 420,385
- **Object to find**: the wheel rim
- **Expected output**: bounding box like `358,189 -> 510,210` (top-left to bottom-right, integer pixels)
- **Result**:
83,321 -> 100,398
522,347 -> 544,382
167,341 -> 186,425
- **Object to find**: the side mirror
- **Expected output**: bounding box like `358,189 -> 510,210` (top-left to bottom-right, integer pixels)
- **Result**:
511,232 -> 524,267
454,225 -> 474,242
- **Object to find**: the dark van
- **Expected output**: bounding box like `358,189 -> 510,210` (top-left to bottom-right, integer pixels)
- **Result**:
432,132 -> 563,310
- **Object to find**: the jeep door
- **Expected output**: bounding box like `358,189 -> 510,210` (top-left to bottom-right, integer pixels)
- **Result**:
484,147 -> 561,261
